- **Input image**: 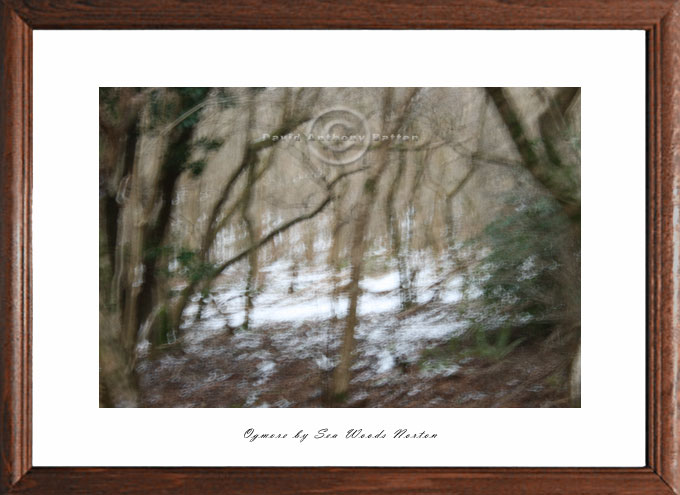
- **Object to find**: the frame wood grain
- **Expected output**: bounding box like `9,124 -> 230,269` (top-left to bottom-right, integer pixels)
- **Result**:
1,1 -> 678,493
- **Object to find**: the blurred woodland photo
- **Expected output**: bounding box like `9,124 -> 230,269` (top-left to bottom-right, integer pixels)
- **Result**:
99,87 -> 581,408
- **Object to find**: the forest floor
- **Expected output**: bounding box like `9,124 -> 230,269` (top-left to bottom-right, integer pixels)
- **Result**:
136,258 -> 574,408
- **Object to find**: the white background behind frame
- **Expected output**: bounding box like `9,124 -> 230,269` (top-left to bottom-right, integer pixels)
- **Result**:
32,30 -> 645,467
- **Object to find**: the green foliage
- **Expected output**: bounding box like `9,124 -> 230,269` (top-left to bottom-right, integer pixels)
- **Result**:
139,88 -> 231,178
176,249 -> 196,266
143,243 -> 174,264
458,194 -> 572,344
215,88 -> 238,109
466,324 -> 525,360
175,248 -> 216,283
146,87 -> 210,132
99,88 -> 120,121
154,305 -> 174,346
176,87 -> 211,104
418,339 -> 459,371
187,159 -> 207,176
146,89 -> 162,130
195,137 -> 224,152
189,263 -> 216,284
165,138 -> 192,173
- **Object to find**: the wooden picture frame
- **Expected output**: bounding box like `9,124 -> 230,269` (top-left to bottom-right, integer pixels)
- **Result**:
1,1 -> 678,493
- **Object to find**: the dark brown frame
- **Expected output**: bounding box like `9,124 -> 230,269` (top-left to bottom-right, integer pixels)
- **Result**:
1,1 -> 678,494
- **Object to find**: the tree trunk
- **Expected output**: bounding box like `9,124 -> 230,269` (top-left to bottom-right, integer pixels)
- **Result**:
328,185 -> 348,319
99,88 -> 146,407
386,150 -> 413,310
331,180 -> 376,400
242,157 -> 260,330
332,87 -> 419,401
486,86 -> 581,368
485,87 -> 580,221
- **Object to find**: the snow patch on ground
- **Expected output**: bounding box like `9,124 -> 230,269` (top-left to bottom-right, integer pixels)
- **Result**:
360,271 -> 399,292
178,256 -> 468,392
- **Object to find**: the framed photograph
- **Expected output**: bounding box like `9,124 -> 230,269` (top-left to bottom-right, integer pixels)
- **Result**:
1,1 -> 678,494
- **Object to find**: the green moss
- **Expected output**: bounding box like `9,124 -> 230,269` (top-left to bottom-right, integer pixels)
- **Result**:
152,306 -> 174,347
